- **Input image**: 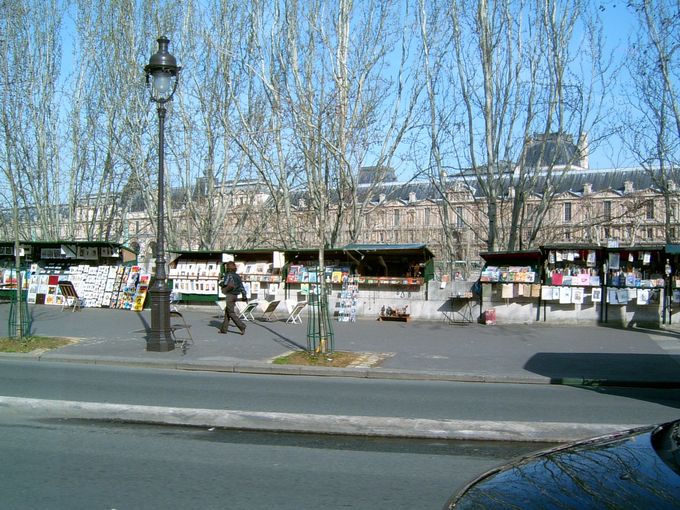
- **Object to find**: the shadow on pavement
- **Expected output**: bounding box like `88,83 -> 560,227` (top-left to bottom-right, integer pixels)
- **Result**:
525,352 -> 680,408
251,321 -> 308,352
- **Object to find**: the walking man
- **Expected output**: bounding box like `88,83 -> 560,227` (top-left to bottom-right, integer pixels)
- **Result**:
219,261 -> 248,335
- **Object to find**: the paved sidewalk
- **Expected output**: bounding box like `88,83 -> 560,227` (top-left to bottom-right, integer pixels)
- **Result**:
3,302 -> 680,388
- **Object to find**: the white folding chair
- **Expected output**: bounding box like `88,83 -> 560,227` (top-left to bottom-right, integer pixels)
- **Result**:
286,301 -> 307,324
238,301 -> 259,321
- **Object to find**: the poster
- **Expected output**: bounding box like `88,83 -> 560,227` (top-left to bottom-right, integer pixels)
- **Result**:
637,289 -> 650,305
608,252 -> 620,270
571,287 -> 584,304
591,288 -> 602,303
559,286 -> 572,304
541,285 -> 554,300
587,250 -> 597,267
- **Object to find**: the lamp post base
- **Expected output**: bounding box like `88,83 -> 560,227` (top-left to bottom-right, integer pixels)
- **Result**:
147,284 -> 175,352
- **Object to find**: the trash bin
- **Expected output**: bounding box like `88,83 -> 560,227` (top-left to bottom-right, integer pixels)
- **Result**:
484,308 -> 496,325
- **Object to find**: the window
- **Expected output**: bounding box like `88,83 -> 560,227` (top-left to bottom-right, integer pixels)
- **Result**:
604,227 -> 610,239
455,206 -> 464,228
646,200 -> 654,220
394,210 -> 400,227
424,208 -> 430,225
563,202 -> 572,223
603,201 -> 611,221
647,227 -> 654,239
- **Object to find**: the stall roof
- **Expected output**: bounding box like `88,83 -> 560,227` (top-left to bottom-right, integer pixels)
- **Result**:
169,248 -> 281,256
342,243 -> 434,258
480,249 -> 543,264
0,240 -> 132,248
0,240 -> 136,254
666,244 -> 680,255
541,244 -> 604,252
605,244 -> 665,252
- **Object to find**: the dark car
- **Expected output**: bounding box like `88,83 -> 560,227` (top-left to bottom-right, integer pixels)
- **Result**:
445,419 -> 680,509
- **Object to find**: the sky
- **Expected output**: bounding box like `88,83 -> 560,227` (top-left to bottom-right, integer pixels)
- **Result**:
55,1 -> 652,173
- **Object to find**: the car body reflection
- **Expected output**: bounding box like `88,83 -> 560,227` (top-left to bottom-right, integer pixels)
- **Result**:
445,419 -> 680,509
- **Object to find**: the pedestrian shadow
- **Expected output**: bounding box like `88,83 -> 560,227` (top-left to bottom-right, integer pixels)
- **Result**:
252,321 -> 308,352
207,317 -> 307,352
525,352 -> 680,408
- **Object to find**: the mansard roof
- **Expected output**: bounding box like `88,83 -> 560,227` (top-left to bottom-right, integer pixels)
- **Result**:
537,168 -> 662,196
281,166 -> 674,208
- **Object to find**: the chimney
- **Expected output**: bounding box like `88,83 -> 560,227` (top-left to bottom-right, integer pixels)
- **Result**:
577,133 -> 589,169
624,181 -> 634,194
583,182 -> 592,194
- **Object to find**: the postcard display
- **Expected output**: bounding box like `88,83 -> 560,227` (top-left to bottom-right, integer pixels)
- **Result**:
169,260 -> 221,296
605,250 -> 665,306
286,265 -> 352,297
541,250 -> 601,305
26,265 -> 150,311
337,276 -> 359,322
169,259 -> 282,301
479,265 -> 540,300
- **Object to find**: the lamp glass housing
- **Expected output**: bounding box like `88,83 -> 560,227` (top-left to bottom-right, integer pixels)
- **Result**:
150,71 -> 174,100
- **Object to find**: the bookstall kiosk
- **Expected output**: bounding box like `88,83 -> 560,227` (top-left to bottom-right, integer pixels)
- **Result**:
667,244 -> 680,324
540,244 -> 605,323
283,244 -> 435,320
479,250 -> 542,324
168,249 -> 285,304
603,245 -> 666,326
0,241 -> 144,310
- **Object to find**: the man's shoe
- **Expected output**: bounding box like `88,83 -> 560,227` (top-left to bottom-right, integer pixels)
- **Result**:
239,328 -> 246,335
218,329 -> 227,334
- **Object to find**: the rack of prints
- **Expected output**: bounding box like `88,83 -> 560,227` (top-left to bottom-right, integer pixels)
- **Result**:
27,265 -> 150,311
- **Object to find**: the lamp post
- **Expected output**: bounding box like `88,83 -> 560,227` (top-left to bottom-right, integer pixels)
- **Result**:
144,36 -> 181,351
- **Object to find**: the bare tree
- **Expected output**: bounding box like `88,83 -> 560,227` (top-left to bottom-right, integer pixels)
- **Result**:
0,0 -> 66,337
0,0 -> 65,242
238,0 -> 421,249
165,0 -> 265,251
417,0 -> 610,254
623,0 -> 680,243
65,0 -> 198,264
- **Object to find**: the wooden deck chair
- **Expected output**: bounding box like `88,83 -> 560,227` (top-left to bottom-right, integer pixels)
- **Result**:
238,301 -> 259,321
286,301 -> 307,324
170,309 -> 193,354
59,281 -> 82,312
260,300 -> 281,321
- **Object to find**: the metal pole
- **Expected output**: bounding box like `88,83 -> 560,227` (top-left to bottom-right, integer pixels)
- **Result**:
147,103 -> 174,351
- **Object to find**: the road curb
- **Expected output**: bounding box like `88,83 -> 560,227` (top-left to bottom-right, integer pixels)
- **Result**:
0,396 -> 641,443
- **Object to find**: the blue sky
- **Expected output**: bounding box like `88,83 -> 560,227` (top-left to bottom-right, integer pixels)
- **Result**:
56,1 -> 653,172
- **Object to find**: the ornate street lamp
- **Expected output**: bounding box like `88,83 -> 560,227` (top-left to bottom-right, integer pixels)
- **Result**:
144,36 -> 181,351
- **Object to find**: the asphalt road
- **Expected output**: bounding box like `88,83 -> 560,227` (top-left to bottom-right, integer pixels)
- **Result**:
2,360 -> 679,437
0,413 -> 548,510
